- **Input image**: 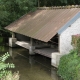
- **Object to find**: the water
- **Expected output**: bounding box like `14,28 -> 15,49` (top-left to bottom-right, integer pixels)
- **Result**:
0,46 -> 62,80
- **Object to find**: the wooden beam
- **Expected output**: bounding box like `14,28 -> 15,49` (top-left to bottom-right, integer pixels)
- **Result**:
12,32 -> 15,38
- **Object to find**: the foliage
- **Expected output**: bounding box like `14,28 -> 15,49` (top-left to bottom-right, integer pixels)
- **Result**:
0,0 -> 80,28
58,35 -> 80,80
0,0 -> 37,38
0,37 -> 3,44
76,38 -> 80,53
0,0 -> 37,28
39,0 -> 80,6
57,50 -> 80,80
0,52 -> 15,79
1,71 -> 20,80
72,35 -> 80,54
0,0 -> 80,38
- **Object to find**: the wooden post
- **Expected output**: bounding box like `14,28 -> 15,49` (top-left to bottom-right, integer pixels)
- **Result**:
29,38 -> 35,55
12,32 -> 15,38
9,32 -> 17,47
30,38 -> 33,46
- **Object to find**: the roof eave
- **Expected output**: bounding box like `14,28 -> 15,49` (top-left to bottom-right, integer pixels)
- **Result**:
58,12 -> 80,34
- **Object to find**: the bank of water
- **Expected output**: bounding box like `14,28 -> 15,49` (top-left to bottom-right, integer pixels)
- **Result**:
0,46 -> 62,80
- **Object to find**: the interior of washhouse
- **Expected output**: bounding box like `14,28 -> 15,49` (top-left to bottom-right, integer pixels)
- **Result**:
15,33 -> 59,58
16,33 -> 58,48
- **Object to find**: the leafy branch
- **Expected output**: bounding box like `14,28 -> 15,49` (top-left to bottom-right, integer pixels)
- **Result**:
0,52 -> 15,79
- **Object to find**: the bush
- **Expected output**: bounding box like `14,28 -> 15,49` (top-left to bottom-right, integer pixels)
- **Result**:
72,35 -> 80,54
0,52 -> 20,80
1,71 -> 20,80
0,52 -> 15,79
57,50 -> 80,80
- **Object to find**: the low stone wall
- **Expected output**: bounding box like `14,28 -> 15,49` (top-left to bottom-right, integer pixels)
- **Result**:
51,52 -> 65,67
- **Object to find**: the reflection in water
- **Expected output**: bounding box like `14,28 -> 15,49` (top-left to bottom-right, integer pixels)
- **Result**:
8,47 -> 62,80
51,67 -> 62,80
0,46 -> 5,52
9,47 -> 13,57
0,46 -> 8,54
29,56 -> 35,65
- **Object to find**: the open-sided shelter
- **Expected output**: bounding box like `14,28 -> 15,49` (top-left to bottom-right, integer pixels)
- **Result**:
5,8 -> 80,67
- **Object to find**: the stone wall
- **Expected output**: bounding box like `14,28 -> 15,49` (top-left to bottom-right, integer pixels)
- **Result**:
59,18 -> 80,54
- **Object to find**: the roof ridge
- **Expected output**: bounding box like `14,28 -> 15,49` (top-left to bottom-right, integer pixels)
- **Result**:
38,5 -> 80,10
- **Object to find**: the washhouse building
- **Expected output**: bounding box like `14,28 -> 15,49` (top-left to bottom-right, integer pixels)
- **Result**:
5,7 -> 80,67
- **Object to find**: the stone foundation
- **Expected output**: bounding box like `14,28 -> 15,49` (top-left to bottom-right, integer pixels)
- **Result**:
51,52 -> 64,67
9,38 -> 17,47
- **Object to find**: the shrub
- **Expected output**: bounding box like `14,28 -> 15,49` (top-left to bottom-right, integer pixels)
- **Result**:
0,52 -> 15,79
1,71 -> 20,80
57,50 -> 80,80
72,35 -> 80,54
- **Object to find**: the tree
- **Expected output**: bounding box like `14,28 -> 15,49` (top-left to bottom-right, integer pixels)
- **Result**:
0,0 -> 80,29
0,0 -> 37,28
39,0 -> 80,6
